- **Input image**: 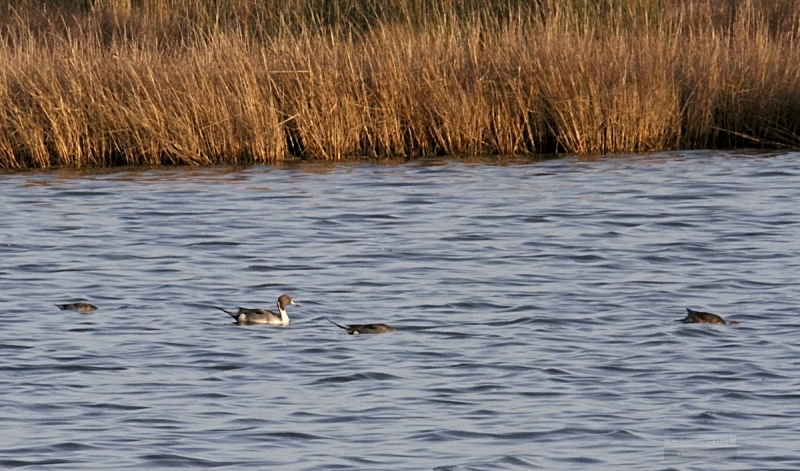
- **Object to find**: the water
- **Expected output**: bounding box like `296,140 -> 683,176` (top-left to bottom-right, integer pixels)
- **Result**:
1,151 -> 800,470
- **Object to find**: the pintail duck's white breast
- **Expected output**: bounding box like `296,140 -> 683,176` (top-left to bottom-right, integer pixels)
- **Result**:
214,294 -> 297,325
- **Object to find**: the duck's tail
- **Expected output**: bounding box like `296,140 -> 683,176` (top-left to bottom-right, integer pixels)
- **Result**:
678,308 -> 702,323
213,306 -> 238,319
325,318 -> 349,330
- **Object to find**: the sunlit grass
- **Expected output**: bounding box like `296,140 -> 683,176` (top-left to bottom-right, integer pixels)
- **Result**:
1,0 -> 799,167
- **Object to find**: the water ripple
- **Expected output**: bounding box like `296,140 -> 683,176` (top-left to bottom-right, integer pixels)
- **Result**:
1,151 -> 799,469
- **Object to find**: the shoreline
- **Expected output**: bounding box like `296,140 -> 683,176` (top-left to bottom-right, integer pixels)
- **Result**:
2,1 -> 799,168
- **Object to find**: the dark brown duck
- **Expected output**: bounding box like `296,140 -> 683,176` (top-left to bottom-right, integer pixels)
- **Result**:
327,318 -> 396,334
55,302 -> 97,312
678,308 -> 739,325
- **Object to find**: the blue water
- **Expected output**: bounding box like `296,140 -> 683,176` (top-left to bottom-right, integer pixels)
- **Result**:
1,151 -> 800,470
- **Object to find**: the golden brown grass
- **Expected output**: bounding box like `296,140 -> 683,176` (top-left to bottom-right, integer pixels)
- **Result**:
1,0 -> 800,167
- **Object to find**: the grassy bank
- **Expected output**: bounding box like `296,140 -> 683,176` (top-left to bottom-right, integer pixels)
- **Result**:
1,0 -> 799,167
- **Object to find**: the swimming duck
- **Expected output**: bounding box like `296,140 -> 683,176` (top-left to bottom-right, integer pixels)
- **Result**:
55,302 -> 97,312
326,318 -> 396,334
214,294 -> 296,325
678,308 -> 739,325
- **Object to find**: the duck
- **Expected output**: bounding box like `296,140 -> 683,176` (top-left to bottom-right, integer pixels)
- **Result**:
214,294 -> 296,325
55,302 -> 97,312
326,318 -> 396,334
678,308 -> 739,325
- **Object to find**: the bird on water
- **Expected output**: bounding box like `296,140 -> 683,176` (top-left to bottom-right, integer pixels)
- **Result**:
326,318 -> 396,334
55,302 -> 97,312
214,294 -> 297,325
678,308 -> 739,325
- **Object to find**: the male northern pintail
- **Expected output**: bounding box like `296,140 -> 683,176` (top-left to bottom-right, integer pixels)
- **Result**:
678,308 -> 739,325
214,294 -> 297,325
326,318 -> 396,334
55,302 -> 97,312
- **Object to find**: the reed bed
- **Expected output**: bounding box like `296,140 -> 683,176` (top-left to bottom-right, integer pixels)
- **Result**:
1,0 -> 800,167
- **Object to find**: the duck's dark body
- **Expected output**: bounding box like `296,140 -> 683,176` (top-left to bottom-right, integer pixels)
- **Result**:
55,302 -> 97,312
327,318 -> 396,334
678,308 -> 739,325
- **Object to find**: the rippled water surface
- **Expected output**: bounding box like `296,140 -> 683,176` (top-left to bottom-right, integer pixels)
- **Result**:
2,151 -> 800,470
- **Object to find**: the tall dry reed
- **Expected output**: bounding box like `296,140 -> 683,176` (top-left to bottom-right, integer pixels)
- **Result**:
1,0 -> 799,167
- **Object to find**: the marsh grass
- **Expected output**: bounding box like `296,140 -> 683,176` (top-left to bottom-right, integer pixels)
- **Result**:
1,0 -> 800,167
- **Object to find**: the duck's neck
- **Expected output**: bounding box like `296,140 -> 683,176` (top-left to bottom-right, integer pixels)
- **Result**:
278,305 -> 289,325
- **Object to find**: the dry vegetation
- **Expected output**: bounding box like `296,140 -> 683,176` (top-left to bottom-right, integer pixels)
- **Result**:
1,0 -> 799,167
